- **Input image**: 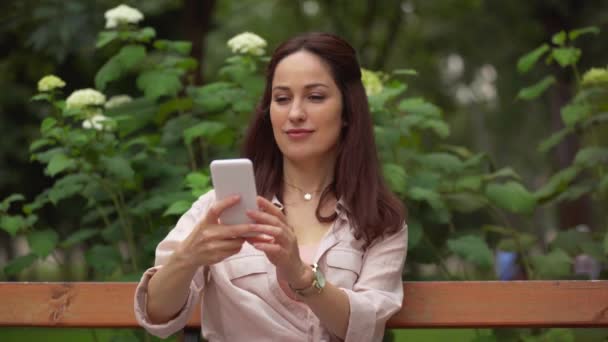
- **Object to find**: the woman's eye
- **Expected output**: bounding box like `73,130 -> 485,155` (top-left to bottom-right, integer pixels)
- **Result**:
309,94 -> 325,102
274,97 -> 290,104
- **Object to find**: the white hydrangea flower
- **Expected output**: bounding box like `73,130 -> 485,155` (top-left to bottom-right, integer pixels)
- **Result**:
66,88 -> 106,109
82,112 -> 112,131
105,95 -> 133,109
105,4 -> 144,29
361,68 -> 383,96
37,75 -> 66,92
227,32 -> 267,56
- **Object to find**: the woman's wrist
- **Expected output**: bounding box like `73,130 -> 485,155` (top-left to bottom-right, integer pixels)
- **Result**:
289,262 -> 314,289
170,247 -> 201,275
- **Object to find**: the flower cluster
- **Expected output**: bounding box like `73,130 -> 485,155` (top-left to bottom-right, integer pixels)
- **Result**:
582,67 -> 608,86
66,89 -> 106,109
227,32 -> 267,56
361,68 -> 383,96
82,112 -> 112,131
105,4 -> 144,29
37,75 -> 65,92
105,95 -> 133,109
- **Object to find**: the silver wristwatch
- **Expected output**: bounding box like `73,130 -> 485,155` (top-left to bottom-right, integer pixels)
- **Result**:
289,263 -> 326,297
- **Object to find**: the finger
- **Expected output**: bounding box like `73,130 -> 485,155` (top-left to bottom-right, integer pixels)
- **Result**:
205,223 -> 256,240
248,224 -> 285,243
245,234 -> 275,244
202,195 -> 241,225
207,238 -> 246,251
251,242 -> 282,254
257,196 -> 286,220
246,209 -> 286,229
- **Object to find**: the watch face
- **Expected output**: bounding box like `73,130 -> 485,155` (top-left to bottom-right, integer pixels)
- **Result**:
315,269 -> 326,289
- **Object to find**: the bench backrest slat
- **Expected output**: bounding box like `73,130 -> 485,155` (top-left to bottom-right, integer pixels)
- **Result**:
1,281 -> 607,328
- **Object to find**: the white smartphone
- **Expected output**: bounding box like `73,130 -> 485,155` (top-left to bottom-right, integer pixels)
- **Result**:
209,158 -> 259,232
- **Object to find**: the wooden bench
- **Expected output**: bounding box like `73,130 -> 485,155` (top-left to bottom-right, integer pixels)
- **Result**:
2,281 -> 608,340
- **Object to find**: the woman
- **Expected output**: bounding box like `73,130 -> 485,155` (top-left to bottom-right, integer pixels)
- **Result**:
135,32 -> 408,341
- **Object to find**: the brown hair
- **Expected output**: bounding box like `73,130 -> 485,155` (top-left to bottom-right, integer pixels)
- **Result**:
241,32 -> 405,246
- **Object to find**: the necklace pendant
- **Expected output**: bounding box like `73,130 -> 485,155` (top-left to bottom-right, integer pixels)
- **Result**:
304,193 -> 312,201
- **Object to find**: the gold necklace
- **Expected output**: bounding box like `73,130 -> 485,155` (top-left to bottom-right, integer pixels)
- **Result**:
284,180 -> 324,201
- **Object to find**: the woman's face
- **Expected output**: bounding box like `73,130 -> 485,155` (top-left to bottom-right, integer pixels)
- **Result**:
269,50 -> 343,164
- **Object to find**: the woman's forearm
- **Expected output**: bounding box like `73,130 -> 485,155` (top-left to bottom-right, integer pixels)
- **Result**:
301,282 -> 350,339
146,251 -> 199,324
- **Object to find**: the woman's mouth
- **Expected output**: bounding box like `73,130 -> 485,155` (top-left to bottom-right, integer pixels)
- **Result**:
285,129 -> 314,139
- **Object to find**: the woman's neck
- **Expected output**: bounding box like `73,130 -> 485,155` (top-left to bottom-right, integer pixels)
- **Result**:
282,156 -> 336,194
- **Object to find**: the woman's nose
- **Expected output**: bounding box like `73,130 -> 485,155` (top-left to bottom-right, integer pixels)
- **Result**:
287,100 -> 306,122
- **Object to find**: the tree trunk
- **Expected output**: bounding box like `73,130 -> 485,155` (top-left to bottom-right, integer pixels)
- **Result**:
182,0 -> 217,85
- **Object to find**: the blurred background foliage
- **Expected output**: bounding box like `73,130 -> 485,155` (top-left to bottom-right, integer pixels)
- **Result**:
1,0 -> 608,341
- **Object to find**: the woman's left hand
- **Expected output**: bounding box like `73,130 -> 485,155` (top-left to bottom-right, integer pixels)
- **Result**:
246,196 -> 311,288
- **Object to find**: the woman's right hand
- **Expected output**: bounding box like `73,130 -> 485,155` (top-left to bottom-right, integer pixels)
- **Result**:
175,195 -> 256,268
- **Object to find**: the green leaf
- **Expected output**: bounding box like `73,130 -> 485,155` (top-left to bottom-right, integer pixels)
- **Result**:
485,181 -> 536,214
154,40 -> 192,55
417,153 -> 463,173
137,69 -> 182,100
100,156 -> 135,181
47,174 -> 89,204
552,31 -> 567,46
517,44 -> 550,73
185,172 -> 210,189
0,215 -> 27,236
568,26 -> 600,41
393,69 -> 418,76
581,240 -> 604,261
551,230 -> 592,256
535,166 -> 580,202
60,229 -> 99,248
538,128 -> 572,153
552,47 -> 581,68
132,27 -> 156,43
3,254 -> 38,276
85,245 -> 122,276
30,138 -> 54,152
496,233 -> 537,252
422,119 -> 450,138
573,147 -> 608,168
28,229 -> 59,257
382,163 -> 407,194
163,200 -> 192,216
444,192 -> 488,213
183,121 -> 226,145
41,117 -> 57,133
95,45 -> 146,90
553,183 -> 593,202
483,167 -> 521,182
30,93 -> 52,102
453,176 -> 482,192
517,76 -> 556,100
96,31 -> 118,48
188,82 -> 235,113
398,97 -> 442,117
408,187 -> 444,210
531,249 -> 572,279
1,194 -> 25,212
447,235 -> 494,269
603,230 -> 608,255
45,153 -> 76,177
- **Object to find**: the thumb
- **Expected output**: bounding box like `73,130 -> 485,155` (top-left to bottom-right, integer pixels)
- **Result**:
202,195 -> 241,225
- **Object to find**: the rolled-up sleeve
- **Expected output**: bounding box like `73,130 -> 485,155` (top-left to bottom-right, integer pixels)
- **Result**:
343,224 -> 408,342
133,192 -> 214,338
